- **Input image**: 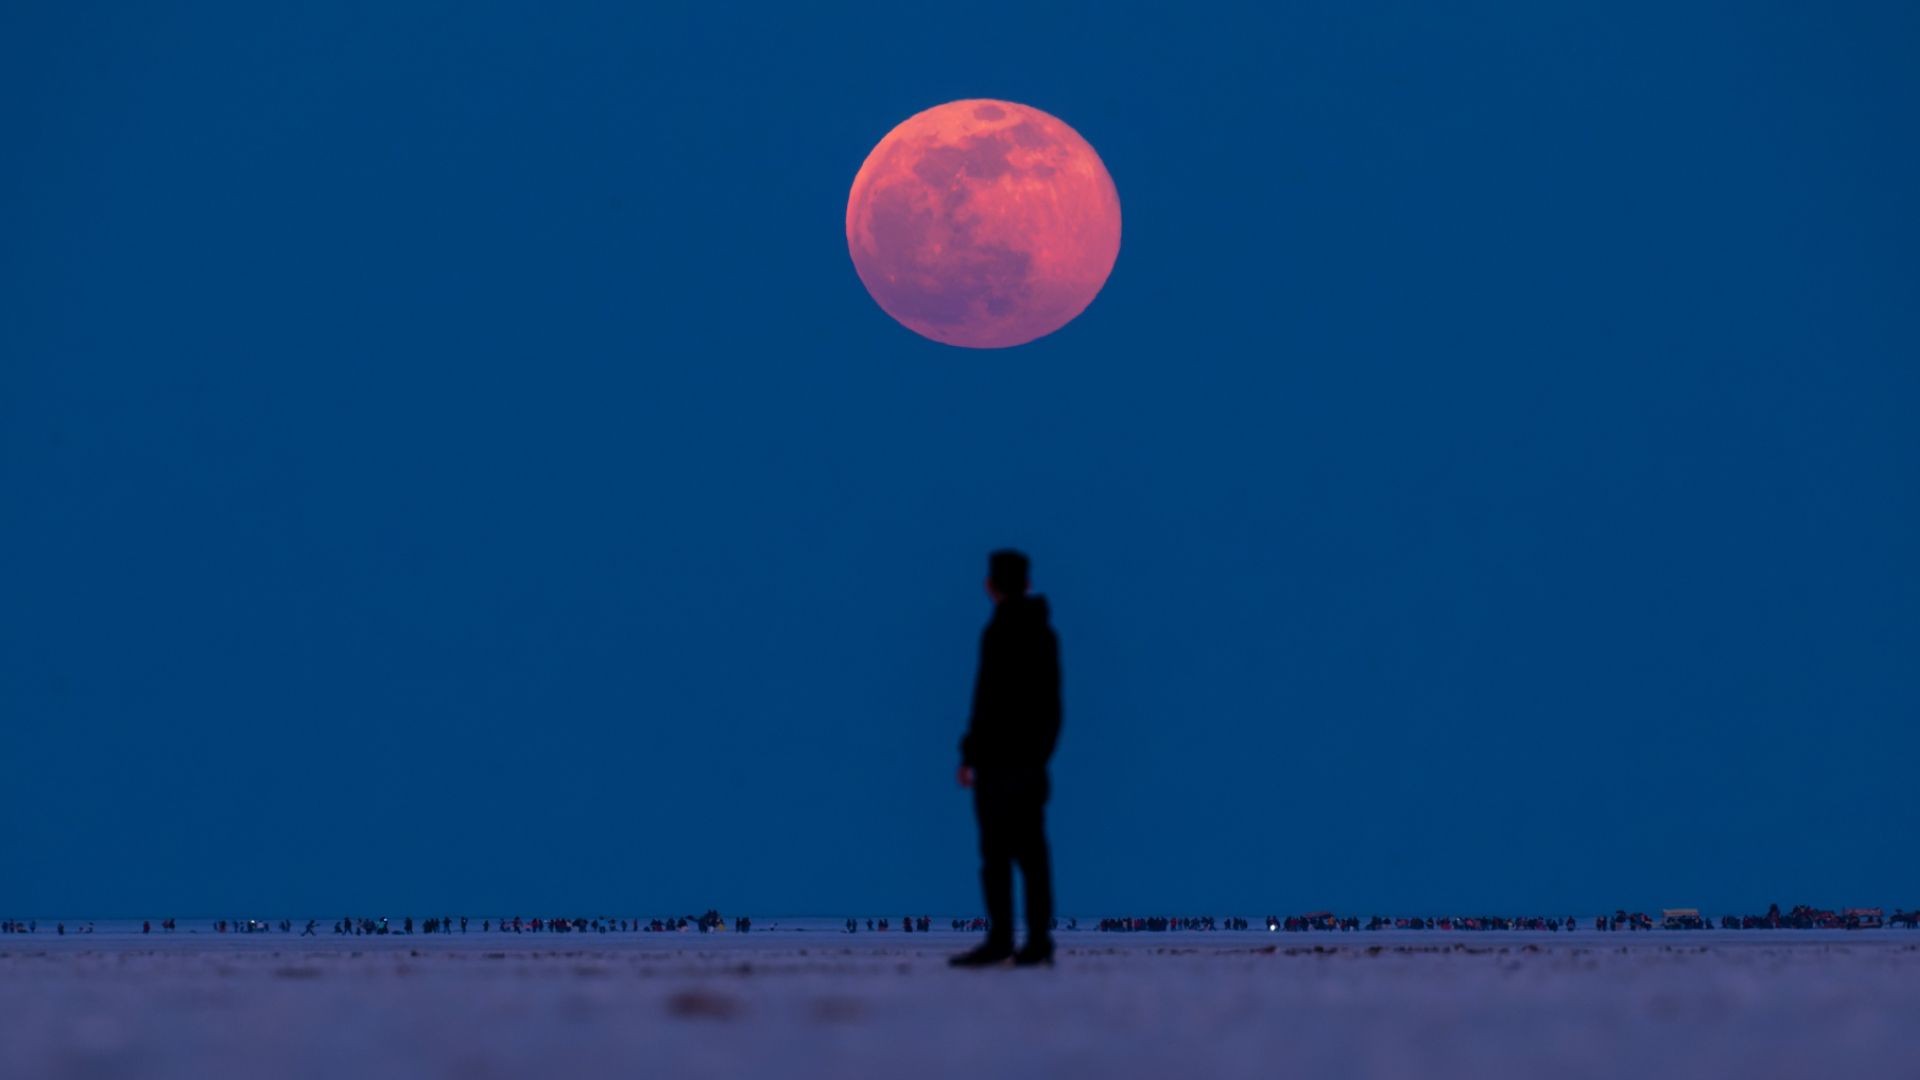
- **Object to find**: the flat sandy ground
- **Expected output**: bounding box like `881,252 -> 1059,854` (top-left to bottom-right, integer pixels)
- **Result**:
3,926 -> 1917,1079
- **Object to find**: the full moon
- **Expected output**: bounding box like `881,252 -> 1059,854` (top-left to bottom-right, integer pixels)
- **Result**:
846,99 -> 1121,349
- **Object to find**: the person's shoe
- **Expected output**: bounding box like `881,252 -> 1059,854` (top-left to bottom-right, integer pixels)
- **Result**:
1013,939 -> 1055,967
948,940 -> 1015,968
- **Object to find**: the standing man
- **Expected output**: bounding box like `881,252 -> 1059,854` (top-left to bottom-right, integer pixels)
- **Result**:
950,549 -> 1062,968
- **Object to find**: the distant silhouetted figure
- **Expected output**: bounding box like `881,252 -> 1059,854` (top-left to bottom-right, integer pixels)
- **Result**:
950,549 -> 1062,969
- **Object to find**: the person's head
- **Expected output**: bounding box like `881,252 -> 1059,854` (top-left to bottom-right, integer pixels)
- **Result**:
985,549 -> 1030,602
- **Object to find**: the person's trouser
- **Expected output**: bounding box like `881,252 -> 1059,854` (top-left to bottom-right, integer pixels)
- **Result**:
973,769 -> 1052,946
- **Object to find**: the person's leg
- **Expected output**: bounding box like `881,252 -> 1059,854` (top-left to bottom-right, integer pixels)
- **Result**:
1014,795 -> 1054,955
952,787 -> 1018,967
975,789 -> 1015,948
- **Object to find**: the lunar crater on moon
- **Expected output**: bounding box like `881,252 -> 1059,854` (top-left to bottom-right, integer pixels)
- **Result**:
847,100 -> 1121,349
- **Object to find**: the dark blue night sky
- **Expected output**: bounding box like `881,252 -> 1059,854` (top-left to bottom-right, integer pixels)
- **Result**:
3,2 -> 1915,918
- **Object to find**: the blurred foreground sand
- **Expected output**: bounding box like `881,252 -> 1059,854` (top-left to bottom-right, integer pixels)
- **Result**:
3,930 -> 1917,1079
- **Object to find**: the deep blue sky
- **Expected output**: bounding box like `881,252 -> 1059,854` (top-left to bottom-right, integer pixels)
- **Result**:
3,2 -> 1916,919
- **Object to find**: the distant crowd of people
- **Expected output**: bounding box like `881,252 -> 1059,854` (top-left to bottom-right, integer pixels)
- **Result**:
8,905 -> 1916,936
844,916 -> 941,933
323,910 -> 748,935
0,912 -> 756,937
1716,903 -> 1906,930
2,920 -> 97,935
1099,916 -> 1235,932
1351,915 -> 1578,932
1234,905 -> 1920,933
974,906 -> 1920,934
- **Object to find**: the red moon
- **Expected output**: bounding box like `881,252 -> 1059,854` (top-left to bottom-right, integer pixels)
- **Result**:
846,100 -> 1121,349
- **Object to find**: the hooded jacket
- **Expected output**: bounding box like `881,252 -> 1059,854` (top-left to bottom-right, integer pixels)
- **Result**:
959,594 -> 1062,772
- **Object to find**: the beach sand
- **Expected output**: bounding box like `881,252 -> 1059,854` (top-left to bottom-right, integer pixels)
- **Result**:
3,926 -> 1916,1079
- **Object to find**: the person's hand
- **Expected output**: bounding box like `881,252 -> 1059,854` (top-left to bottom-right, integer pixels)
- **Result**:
957,765 -> 974,789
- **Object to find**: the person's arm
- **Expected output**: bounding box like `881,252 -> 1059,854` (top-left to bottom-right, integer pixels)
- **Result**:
1039,627 -> 1062,761
958,626 -> 994,783
959,653 -> 982,768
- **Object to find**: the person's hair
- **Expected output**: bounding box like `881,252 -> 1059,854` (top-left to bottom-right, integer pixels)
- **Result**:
988,549 -> 1030,596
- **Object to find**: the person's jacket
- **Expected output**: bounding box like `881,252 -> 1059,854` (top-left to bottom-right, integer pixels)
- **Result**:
959,594 -> 1062,771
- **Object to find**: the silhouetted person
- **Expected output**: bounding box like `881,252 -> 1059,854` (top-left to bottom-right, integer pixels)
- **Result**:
950,549 -> 1062,969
